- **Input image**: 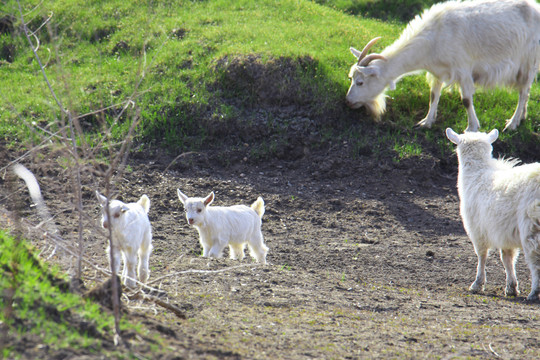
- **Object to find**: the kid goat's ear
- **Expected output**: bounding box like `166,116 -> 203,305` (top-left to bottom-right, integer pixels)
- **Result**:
487,128 -> 499,144
445,128 -> 460,145
96,191 -> 107,206
204,192 -> 215,206
177,189 -> 188,204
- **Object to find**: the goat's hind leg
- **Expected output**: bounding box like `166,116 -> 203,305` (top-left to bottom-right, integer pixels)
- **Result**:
470,242 -> 488,293
247,232 -> 268,264
523,234 -> 540,302
460,78 -> 480,132
500,248 -> 520,297
504,79 -> 532,131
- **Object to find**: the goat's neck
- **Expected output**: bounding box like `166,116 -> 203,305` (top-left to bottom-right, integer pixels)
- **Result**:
382,40 -> 428,81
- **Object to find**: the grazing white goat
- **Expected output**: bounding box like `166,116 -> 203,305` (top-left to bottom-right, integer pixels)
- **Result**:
96,191 -> 153,288
177,189 -> 268,264
347,0 -> 540,132
446,128 -> 540,301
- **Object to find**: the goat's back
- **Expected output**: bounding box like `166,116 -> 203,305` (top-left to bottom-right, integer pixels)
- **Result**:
392,0 -> 540,87
109,200 -> 152,249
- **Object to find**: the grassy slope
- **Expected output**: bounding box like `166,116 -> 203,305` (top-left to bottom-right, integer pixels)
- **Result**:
0,230 -> 124,357
3,0 -> 538,159
1,0 -> 388,145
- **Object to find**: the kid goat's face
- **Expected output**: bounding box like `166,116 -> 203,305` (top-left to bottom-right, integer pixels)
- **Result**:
177,189 -> 214,227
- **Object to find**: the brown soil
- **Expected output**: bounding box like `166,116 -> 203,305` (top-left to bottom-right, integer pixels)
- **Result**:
2,124 -> 539,360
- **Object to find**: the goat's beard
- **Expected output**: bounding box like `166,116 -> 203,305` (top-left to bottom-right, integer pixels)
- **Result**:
365,93 -> 387,119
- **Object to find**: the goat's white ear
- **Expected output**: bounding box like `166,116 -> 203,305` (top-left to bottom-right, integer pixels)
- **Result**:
487,129 -> 499,144
350,47 -> 361,59
389,80 -> 396,91
121,205 -> 129,213
445,128 -> 461,145
204,192 -> 214,207
96,191 -> 107,206
177,189 -> 188,204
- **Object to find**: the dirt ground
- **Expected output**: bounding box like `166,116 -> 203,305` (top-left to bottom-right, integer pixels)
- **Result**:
2,122 -> 540,359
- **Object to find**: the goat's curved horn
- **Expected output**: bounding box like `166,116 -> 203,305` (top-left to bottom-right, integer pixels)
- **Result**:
359,54 -> 387,67
356,37 -> 382,64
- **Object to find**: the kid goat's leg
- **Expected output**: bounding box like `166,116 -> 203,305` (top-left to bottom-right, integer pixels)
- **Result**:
523,234 -> 540,301
248,232 -> 268,264
138,238 -> 152,284
229,243 -> 245,261
470,241 -> 488,293
124,251 -> 138,288
500,248 -> 520,297
108,245 -> 122,279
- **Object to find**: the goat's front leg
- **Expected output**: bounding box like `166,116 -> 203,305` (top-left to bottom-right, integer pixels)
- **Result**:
107,245 -> 122,277
208,239 -> 227,258
124,251 -> 138,289
470,242 -> 488,293
460,79 -> 480,132
229,243 -> 245,261
500,248 -> 520,297
415,78 -> 443,129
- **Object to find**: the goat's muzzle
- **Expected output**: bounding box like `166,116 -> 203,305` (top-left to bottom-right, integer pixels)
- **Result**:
188,218 -> 194,225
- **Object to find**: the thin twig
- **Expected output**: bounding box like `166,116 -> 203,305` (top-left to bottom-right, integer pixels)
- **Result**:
147,263 -> 262,286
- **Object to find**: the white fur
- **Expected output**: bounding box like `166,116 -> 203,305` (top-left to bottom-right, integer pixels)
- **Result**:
177,189 -> 268,264
446,128 -> 540,301
96,191 -> 153,288
347,0 -> 540,132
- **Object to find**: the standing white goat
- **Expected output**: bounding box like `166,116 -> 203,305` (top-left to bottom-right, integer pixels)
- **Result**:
96,191 -> 153,288
177,189 -> 268,264
347,0 -> 540,132
446,128 -> 540,301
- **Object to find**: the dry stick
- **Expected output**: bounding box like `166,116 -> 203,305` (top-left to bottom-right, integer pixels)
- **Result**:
147,263 -> 262,286
127,291 -> 186,319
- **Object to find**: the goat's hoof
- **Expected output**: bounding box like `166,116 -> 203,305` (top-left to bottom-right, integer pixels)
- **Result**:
469,282 -> 484,293
504,287 -> 519,297
503,121 -> 518,132
526,292 -> 540,302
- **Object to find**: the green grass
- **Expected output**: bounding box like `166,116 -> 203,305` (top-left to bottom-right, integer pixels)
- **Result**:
0,230 -> 132,357
1,0 -> 539,159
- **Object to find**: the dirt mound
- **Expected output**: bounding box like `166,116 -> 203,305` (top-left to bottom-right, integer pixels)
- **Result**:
213,54 -> 320,108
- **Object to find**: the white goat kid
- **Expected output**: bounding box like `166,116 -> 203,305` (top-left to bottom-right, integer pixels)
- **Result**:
347,0 -> 540,132
446,128 -> 540,301
96,191 -> 153,288
177,189 -> 268,264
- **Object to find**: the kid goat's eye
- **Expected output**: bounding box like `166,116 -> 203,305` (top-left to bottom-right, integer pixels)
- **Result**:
356,80 -> 364,86
113,213 -> 120,218
197,209 -> 202,213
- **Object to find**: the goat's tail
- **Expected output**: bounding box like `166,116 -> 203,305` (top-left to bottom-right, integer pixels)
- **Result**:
138,194 -> 151,214
527,199 -> 540,227
251,197 -> 265,218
